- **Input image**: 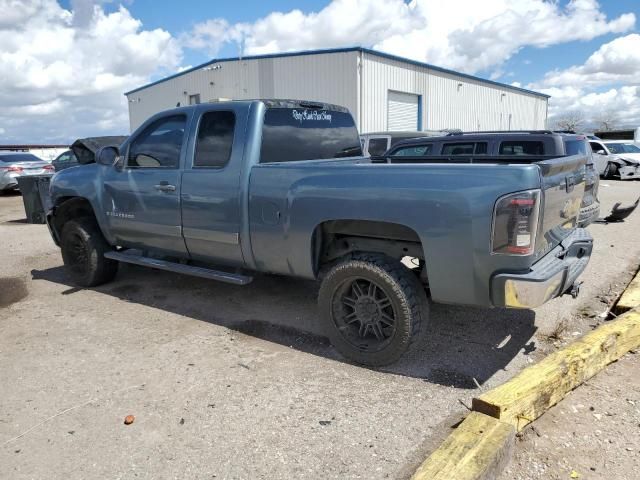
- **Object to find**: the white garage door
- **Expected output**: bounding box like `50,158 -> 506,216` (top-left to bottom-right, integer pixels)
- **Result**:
387,91 -> 419,131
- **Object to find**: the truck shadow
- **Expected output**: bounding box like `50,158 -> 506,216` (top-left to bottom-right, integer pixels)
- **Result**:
31,264 -> 537,389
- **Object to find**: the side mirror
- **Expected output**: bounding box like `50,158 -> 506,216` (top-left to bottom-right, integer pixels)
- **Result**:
594,150 -> 606,155
96,146 -> 120,167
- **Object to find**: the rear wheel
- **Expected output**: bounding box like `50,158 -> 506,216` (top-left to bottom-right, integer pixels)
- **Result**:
60,218 -> 118,287
318,253 -> 428,366
604,162 -> 619,179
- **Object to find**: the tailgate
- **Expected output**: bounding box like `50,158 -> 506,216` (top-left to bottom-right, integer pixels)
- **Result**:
534,154 -> 587,258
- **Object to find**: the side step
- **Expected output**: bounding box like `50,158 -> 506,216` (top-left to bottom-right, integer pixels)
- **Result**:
104,250 -> 253,285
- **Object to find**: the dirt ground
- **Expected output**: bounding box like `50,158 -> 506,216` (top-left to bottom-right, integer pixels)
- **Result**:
500,352 -> 640,480
1,180 -> 639,479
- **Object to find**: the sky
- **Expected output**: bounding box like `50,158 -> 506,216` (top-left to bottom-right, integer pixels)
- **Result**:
1,0 -> 639,143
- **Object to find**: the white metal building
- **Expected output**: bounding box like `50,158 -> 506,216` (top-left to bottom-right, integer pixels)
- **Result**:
125,47 -> 549,133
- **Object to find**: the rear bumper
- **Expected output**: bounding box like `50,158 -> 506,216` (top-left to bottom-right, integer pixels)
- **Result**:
577,200 -> 600,228
491,229 -> 593,308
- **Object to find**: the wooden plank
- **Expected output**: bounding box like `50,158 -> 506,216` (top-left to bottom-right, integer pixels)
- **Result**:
616,269 -> 640,314
473,308 -> 640,431
411,412 -> 515,480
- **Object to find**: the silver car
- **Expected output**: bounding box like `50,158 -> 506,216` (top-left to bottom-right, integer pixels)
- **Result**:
0,152 -> 54,193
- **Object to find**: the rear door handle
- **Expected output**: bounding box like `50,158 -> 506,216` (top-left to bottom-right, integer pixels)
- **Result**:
154,181 -> 176,192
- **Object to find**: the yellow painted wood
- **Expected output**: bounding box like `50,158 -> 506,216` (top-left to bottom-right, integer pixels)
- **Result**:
473,308 -> 640,431
616,269 -> 640,314
411,412 -> 515,480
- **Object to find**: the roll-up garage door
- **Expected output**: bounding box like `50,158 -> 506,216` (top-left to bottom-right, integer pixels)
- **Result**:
387,91 -> 419,131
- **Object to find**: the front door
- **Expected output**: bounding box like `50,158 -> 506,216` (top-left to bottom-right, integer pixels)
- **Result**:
103,114 -> 189,256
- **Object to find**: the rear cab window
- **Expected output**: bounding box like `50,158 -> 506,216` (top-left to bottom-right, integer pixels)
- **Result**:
260,107 -> 362,163
499,141 -> 544,155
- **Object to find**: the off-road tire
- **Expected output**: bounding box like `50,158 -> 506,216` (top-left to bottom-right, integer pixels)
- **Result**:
60,217 -> 118,287
318,253 -> 428,366
604,162 -> 619,179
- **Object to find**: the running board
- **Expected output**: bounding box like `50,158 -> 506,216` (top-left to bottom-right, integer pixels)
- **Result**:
104,250 -> 253,285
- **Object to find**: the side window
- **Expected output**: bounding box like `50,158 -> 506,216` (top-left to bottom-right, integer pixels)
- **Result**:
128,115 -> 186,168
499,141 -> 545,155
441,142 -> 486,155
367,138 -> 389,156
194,111 -> 235,168
392,144 -> 433,156
564,140 -> 587,156
589,142 -> 605,153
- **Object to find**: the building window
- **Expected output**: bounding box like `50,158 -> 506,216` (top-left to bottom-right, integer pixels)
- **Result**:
189,94 -> 201,105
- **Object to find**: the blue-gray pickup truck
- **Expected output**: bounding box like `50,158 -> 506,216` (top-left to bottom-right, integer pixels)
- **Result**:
47,99 -> 593,366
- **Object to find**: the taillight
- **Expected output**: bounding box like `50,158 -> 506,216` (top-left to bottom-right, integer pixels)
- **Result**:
492,189 -> 541,256
7,166 -> 23,173
43,165 -> 54,171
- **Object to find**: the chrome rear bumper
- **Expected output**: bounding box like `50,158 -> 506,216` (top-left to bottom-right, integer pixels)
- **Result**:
491,229 -> 593,308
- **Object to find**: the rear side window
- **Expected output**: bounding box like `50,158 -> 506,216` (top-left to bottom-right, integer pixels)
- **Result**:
441,142 -> 487,155
194,111 -> 235,168
367,138 -> 389,156
260,108 -> 362,163
499,141 -> 544,155
391,144 -> 433,156
128,115 -> 186,168
564,140 -> 587,156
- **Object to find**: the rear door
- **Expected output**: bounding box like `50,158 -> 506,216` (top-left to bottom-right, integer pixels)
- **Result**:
102,114 -> 189,255
180,104 -> 248,267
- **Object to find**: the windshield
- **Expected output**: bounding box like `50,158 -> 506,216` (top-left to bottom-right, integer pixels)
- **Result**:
0,153 -> 43,163
605,143 -> 640,154
260,108 -> 362,163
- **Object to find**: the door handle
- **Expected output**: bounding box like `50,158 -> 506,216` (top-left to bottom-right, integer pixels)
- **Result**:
154,182 -> 176,192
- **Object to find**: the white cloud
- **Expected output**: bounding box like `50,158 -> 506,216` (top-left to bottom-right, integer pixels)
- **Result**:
530,34 -> 640,127
0,0 -> 181,143
185,0 -> 635,75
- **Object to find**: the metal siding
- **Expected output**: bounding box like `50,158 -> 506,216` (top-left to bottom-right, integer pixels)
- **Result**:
126,52 -> 358,132
360,52 -> 547,133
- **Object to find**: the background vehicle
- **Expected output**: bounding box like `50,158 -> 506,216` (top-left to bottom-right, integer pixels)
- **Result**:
52,150 -> 79,172
0,152 -> 54,193
46,101 -> 593,366
383,131 -> 600,227
589,140 -> 640,180
360,130 -> 448,156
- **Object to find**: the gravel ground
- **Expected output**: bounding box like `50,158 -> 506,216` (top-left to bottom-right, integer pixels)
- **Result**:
0,180 -> 639,479
500,352 -> 640,480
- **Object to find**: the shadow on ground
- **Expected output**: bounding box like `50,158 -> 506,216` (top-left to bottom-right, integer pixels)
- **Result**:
31,263 -> 537,388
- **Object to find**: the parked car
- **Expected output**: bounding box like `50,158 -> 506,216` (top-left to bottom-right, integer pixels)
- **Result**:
360,130 -> 448,156
52,150 -> 79,172
0,152 -> 54,193
588,140 -> 640,180
383,130 -> 600,228
46,100 -> 593,366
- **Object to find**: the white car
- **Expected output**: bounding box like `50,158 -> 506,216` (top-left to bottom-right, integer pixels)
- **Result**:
588,140 -> 640,180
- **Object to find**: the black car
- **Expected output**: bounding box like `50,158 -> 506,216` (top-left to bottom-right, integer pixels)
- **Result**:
51,150 -> 78,172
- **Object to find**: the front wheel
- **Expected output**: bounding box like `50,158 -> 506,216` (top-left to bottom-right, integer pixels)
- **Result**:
604,162 -> 619,179
318,253 -> 428,366
60,218 -> 118,287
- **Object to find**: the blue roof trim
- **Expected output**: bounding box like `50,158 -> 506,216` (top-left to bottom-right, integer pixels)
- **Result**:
124,46 -> 549,99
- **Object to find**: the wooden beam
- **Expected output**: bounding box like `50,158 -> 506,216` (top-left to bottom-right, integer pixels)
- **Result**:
615,269 -> 640,314
411,412 -> 515,480
473,308 -> 640,431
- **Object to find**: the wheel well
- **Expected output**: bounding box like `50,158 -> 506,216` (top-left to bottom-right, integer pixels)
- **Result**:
313,220 -> 426,279
52,197 -> 97,237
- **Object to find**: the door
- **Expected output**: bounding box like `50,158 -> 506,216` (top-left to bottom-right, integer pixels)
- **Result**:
387,91 -> 419,131
181,107 -> 246,266
103,114 -> 188,255
589,141 -> 609,175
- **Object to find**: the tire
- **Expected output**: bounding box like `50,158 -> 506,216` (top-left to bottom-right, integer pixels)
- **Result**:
318,253 -> 428,366
60,217 -> 118,287
604,162 -> 619,179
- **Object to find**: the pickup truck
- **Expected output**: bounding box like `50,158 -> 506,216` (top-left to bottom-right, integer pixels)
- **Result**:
47,99 -> 593,366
